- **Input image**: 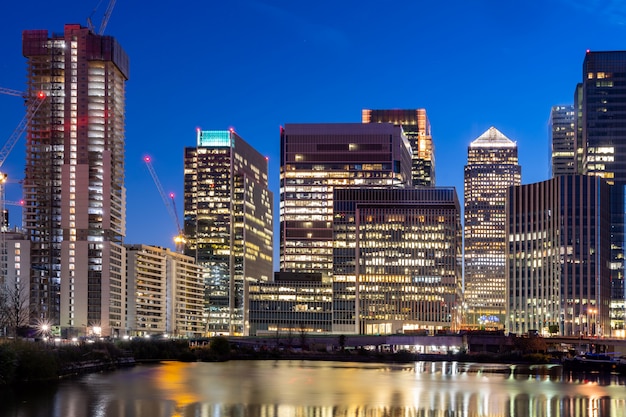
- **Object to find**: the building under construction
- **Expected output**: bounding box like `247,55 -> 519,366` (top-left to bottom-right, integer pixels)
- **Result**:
22,24 -> 129,337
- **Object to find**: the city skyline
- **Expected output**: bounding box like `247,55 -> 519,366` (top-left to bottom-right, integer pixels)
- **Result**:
2,1 -> 626,262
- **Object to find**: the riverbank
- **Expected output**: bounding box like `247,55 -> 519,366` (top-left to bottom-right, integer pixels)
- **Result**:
1,336 -> 623,388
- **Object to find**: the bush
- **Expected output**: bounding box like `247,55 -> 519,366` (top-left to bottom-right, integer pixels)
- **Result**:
0,343 -> 18,386
14,342 -> 59,383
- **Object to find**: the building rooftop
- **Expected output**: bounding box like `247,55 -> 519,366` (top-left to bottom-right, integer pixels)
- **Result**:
470,126 -> 516,148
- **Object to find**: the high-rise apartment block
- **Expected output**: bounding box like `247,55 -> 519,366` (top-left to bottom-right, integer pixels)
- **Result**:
362,109 -> 435,186
184,129 -> 273,336
464,127 -> 521,329
126,244 -> 204,338
549,105 -> 576,176
506,175 -> 611,337
333,188 -> 462,334
280,123 -> 412,281
577,50 -> 626,333
22,25 -> 129,337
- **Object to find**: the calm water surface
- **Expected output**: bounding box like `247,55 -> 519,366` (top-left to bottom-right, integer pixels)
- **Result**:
1,360 -> 626,417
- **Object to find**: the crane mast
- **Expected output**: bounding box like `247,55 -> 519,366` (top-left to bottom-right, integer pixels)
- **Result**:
143,156 -> 186,252
87,0 -> 117,35
0,91 -> 46,228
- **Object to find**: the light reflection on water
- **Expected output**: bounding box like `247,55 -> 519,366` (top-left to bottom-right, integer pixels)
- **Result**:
1,360 -> 626,417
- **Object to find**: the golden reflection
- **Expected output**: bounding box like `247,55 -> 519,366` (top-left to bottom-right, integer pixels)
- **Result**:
153,362 -> 200,416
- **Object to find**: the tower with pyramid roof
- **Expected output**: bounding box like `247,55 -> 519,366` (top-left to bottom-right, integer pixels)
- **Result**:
463,127 -> 521,329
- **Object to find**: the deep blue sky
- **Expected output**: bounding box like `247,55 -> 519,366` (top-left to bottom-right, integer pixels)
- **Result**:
1,1 -> 626,266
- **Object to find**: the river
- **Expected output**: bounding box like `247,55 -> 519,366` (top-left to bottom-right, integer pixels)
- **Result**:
1,360 -> 625,417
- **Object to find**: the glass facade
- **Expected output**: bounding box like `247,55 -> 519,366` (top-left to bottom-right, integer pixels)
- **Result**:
248,272 -> 333,336
550,105 -> 576,176
333,188 -> 462,335
464,127 -> 520,329
22,25 -> 128,337
578,51 -> 626,333
507,176 -> 611,337
362,109 -> 436,186
280,123 -> 412,281
184,129 -> 273,336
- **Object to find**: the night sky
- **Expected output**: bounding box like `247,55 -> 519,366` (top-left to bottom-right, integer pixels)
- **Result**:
1,1 -> 626,268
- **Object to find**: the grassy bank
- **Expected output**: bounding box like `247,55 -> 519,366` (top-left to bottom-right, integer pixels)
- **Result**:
1,336 -> 556,387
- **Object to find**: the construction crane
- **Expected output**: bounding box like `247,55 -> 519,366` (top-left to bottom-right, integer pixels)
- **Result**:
143,156 -> 186,252
0,90 -> 46,291
0,87 -> 24,98
87,0 -> 117,35
0,91 -> 46,228
0,91 -> 46,171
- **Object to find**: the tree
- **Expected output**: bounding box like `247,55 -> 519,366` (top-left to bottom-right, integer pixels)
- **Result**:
0,280 -> 30,338
209,336 -> 231,359
299,323 -> 307,350
338,334 -> 346,351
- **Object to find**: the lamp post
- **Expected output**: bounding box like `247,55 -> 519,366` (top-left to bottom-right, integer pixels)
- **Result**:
40,323 -> 50,343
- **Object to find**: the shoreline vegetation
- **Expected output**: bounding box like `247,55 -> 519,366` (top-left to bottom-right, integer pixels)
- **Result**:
0,336 -> 621,387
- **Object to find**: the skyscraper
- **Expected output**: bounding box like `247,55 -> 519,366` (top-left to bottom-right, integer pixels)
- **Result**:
577,50 -> 626,334
507,175 -> 611,337
549,105 -> 576,176
280,123 -> 412,281
464,127 -> 521,329
184,129 -> 273,336
362,109 -> 436,186
22,25 -> 129,337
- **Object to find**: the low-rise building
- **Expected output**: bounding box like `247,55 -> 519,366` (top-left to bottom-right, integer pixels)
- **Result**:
126,244 -> 204,338
248,272 -> 333,336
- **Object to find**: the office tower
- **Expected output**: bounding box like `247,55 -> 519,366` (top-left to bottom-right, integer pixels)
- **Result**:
362,109 -> 435,186
248,272 -> 333,336
22,25 -> 129,337
125,244 -> 204,338
549,105 -> 576,176
333,187 -> 462,334
184,129 -> 273,336
506,175 -> 611,337
577,51 -> 626,334
280,123 -> 412,281
464,127 -> 521,329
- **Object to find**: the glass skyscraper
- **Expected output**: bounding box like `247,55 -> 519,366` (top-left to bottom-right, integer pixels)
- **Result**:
464,127 -> 521,329
280,123 -> 412,281
549,105 -> 576,177
577,50 -> 626,334
184,129 -> 273,336
22,25 -> 129,337
362,109 -> 436,186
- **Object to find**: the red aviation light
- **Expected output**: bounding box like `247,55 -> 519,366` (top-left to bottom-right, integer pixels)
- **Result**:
144,156 -> 151,163
169,192 -> 175,199
37,91 -> 46,99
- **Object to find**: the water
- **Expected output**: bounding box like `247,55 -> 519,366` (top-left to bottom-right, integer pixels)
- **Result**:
1,360 -> 626,417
